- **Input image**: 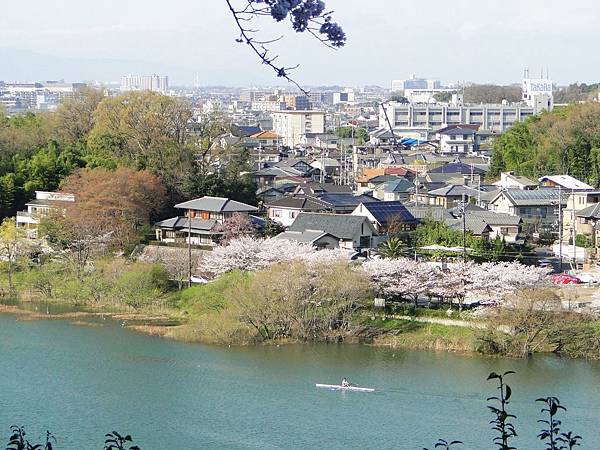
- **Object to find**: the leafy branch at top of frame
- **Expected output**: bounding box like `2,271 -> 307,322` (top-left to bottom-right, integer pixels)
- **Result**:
225,0 -> 346,94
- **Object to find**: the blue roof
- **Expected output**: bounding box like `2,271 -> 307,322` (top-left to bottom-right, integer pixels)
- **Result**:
399,137 -> 427,147
359,201 -> 417,225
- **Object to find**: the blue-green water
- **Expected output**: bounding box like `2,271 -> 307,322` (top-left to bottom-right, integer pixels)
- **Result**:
1,314 -> 600,449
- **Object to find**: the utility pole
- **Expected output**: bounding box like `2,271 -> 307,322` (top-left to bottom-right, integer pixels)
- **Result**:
557,185 -> 563,272
461,193 -> 467,260
187,208 -> 192,288
571,187 -> 577,270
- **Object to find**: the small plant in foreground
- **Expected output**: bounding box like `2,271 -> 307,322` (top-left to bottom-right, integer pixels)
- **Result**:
423,438 -> 463,449
103,431 -> 140,450
536,397 -> 581,450
6,426 -> 55,450
487,371 -> 517,450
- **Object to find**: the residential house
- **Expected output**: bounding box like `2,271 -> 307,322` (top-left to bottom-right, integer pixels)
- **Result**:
351,201 -> 418,234
278,212 -> 377,251
574,203 -> 600,250
315,193 -> 380,214
16,191 -> 75,237
563,191 -> 600,244
274,158 -> 312,175
493,172 -> 537,190
264,196 -> 329,227
462,210 -> 523,243
249,147 -> 281,166
435,125 -> 480,154
248,130 -> 282,148
273,230 -> 340,249
309,157 -> 341,178
446,216 -> 492,240
488,188 -> 568,233
405,205 -> 454,223
252,166 -> 306,188
372,178 -> 414,201
427,184 -> 482,209
154,196 -> 258,246
256,184 -> 297,204
428,161 -> 487,179
293,183 -> 352,196
538,175 -> 594,191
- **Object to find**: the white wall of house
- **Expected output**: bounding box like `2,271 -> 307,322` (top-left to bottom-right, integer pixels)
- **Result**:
439,134 -> 474,153
268,207 -> 300,227
488,194 -> 516,215
488,225 -> 520,243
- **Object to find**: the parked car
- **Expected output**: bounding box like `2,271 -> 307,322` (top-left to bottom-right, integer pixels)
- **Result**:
550,273 -> 581,285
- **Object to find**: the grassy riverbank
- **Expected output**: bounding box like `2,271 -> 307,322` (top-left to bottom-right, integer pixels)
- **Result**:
4,257 -> 600,360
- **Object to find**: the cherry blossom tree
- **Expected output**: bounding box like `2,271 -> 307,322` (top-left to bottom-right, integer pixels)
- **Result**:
213,212 -> 258,245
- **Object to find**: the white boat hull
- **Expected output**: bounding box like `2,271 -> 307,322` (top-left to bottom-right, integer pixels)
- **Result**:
315,383 -> 375,392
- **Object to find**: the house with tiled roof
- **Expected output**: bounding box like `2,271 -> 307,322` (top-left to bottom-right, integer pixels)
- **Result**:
264,196 -> 330,227
351,201 -> 418,233
493,172 -> 537,190
436,125 -> 480,154
488,188 -> 569,233
154,196 -> 258,246
248,130 -> 282,148
277,212 -> 377,250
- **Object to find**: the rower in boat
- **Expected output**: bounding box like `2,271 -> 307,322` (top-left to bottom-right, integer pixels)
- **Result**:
341,377 -> 350,387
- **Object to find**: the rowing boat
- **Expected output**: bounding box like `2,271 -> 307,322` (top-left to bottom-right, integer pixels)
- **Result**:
315,383 -> 375,392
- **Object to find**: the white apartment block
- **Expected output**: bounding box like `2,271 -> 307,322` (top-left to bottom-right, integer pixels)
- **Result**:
271,110 -> 325,147
121,74 -> 169,94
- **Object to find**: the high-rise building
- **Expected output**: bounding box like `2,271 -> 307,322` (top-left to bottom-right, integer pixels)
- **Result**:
120,74 -> 169,93
271,110 -> 325,147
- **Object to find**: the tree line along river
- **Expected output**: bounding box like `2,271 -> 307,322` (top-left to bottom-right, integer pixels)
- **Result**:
1,313 -> 599,449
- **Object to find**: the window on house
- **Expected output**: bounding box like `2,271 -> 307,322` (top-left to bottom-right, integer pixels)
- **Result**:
273,209 -> 281,218
500,227 -> 510,235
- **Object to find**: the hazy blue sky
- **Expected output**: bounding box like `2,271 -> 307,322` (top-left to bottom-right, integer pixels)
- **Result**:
1,0 -> 598,87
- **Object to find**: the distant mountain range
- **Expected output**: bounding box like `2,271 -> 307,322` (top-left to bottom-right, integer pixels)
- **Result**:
0,47 -> 194,84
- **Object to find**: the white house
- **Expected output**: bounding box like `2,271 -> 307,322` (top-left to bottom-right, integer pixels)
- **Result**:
493,172 -> 537,190
16,191 -> 75,237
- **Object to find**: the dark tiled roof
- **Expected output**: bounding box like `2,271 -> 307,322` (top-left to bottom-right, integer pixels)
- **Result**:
289,213 -> 371,240
274,230 -> 331,243
294,183 -> 352,195
264,196 -> 328,211
317,193 -> 378,207
428,185 -> 481,197
405,206 -> 453,221
576,202 -> 600,219
429,162 -> 487,175
154,217 -> 217,232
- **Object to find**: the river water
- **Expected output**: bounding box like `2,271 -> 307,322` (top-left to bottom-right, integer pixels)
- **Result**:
1,313 -> 599,449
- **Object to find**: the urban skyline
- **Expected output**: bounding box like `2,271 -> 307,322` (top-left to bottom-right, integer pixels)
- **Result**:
1,0 -> 599,86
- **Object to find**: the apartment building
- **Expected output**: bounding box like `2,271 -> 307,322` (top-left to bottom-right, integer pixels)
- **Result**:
120,74 -> 169,93
271,110 -> 325,147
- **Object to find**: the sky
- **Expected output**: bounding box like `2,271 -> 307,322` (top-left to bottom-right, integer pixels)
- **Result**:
0,0 -> 599,87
